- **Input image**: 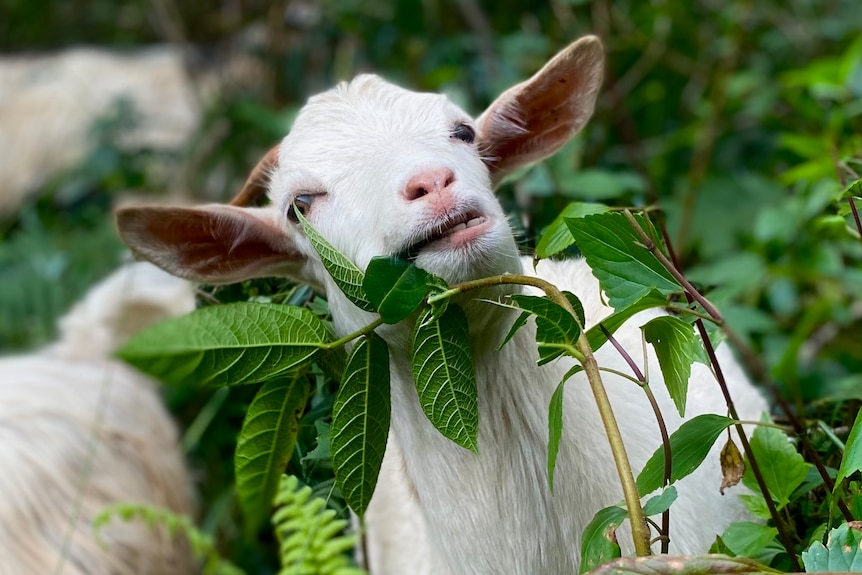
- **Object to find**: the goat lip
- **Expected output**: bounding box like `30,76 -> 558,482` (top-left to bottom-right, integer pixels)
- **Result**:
399,212 -> 489,260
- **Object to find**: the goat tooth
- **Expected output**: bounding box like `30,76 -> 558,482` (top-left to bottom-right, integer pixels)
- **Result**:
450,223 -> 467,234
466,217 -> 484,228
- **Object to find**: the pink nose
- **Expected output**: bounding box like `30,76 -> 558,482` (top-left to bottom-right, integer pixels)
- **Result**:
403,167 -> 456,201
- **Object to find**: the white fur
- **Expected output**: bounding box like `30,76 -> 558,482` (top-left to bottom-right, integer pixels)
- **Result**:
118,36 -> 768,575
0,262 -> 197,574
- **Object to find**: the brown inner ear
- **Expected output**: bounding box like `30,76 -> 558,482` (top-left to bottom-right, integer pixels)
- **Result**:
117,206 -> 301,284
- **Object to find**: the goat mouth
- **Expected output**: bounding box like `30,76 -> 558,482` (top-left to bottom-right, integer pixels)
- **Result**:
399,211 -> 488,261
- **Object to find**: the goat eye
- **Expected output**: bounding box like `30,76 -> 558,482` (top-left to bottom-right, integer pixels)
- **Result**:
451,124 -> 475,144
287,194 -> 314,223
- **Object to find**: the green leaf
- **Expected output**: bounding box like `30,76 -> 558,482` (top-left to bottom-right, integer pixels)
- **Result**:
719,521 -> 782,565
331,332 -> 391,516
119,303 -> 328,386
301,420 -> 331,465
586,290 -> 667,352
535,201 -> 609,260
642,486 -> 678,516
362,256 -> 431,324
294,204 -> 375,312
510,294 -> 582,365
580,505 -> 627,574
411,305 -> 479,453
835,408 -> 862,488
802,522 -> 862,572
743,417 -> 812,509
842,179 -> 862,200
235,373 -> 310,534
498,311 -> 530,350
642,316 -> 700,417
548,365 -> 583,492
568,212 -> 682,310
637,414 -> 735,495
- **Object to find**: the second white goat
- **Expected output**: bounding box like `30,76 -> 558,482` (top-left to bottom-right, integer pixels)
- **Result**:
117,35 -> 768,575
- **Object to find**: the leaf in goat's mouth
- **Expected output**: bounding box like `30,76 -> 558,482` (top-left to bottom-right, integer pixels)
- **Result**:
398,213 -> 486,261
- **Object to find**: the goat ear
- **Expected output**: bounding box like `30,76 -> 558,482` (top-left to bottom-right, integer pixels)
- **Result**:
116,205 -> 312,286
476,35 -> 604,186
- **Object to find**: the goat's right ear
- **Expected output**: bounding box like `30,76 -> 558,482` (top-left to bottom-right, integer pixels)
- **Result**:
116,205 -> 313,286
476,35 -> 604,186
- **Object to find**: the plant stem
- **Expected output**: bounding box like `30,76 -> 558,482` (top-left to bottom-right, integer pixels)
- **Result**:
324,317 -> 385,350
848,197 -> 862,239
438,273 -> 653,556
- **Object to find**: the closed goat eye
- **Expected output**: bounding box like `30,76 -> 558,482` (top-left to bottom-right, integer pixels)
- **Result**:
287,194 -> 315,223
450,123 -> 475,144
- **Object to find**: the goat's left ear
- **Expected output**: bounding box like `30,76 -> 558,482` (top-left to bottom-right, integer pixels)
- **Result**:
476,35 -> 604,186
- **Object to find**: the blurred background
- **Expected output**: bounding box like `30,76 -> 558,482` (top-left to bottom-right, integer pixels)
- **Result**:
1,0 -> 861,571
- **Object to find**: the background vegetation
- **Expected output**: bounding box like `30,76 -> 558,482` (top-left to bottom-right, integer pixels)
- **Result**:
1,0 -> 861,572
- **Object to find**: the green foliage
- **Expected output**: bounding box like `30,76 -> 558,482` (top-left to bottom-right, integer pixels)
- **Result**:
330,333 -> 390,515
642,316 -> 701,417
272,475 -> 366,575
802,522 -> 862,572
120,303 -> 329,386
295,206 -> 375,312
580,505 -> 627,574
547,365 -> 584,492
642,486 -> 678,517
509,293 -> 583,364
362,257 -> 432,324
235,373 -> 311,534
568,212 -> 681,309
637,415 -> 735,495
743,420 -> 812,510
411,304 -> 479,453
535,201 -> 609,260
94,503 -> 245,575
836,408 -> 862,488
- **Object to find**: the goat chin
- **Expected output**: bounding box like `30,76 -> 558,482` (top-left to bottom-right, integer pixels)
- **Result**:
357,256 -> 768,575
0,262 -> 197,575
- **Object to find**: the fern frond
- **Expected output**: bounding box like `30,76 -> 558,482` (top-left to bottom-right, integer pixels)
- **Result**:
273,475 -> 366,575
94,503 -> 246,575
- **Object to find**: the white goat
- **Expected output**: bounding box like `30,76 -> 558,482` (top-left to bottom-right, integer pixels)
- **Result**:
116,36 -> 768,574
0,262 -> 197,575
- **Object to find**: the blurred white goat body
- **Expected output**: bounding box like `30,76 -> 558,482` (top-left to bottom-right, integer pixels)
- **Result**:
0,47 -> 199,216
116,36 -> 769,575
0,262 -> 197,575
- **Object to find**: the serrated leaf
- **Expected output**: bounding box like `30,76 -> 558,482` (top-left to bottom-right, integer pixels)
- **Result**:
580,505 -> 627,574
720,521 -> 782,565
510,294 -> 582,365
294,204 -> 375,312
411,305 -> 479,453
235,373 -> 310,533
739,493 -> 771,520
835,408 -> 862,488
362,257 -> 430,324
637,414 -> 735,496
331,332 -> 391,516
642,316 -> 700,417
642,486 -> 678,516
842,179 -> 862,200
802,522 -> 862,572
568,212 -> 682,310
499,311 -> 530,350
301,420 -> 331,465
588,554 -> 782,575
535,201 -> 609,260
586,290 -> 667,352
743,417 -> 811,509
119,303 -> 328,386
548,365 -> 584,492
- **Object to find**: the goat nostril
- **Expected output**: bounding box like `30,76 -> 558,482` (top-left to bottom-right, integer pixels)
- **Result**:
444,171 -> 455,188
415,187 -> 428,199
